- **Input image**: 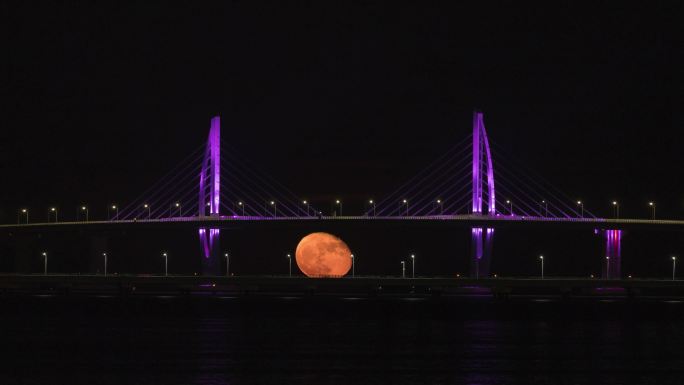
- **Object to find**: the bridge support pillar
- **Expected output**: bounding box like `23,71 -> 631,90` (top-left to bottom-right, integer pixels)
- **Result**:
471,228 -> 494,278
198,116 -> 221,276
601,229 -> 622,279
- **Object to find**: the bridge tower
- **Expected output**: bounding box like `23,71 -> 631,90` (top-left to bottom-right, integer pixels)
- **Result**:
198,116 -> 221,275
602,229 -> 622,279
470,111 -> 496,278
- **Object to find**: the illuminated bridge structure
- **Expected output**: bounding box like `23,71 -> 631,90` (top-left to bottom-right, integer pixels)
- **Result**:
4,112 -> 663,278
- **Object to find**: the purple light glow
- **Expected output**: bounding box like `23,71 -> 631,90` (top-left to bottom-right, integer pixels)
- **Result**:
199,117 -> 221,265
471,111 -> 495,278
602,229 -> 622,279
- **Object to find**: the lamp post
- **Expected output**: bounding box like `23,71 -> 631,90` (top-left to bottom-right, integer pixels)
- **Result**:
410,254 -> 415,278
606,256 -> 610,279
18,208 -> 29,224
49,207 -> 58,222
225,252 -> 230,276
236,201 -> 244,216
539,255 -> 544,279
401,261 -> 406,278
436,199 -> 443,215
350,254 -> 355,277
335,200 -> 342,216
108,205 -> 118,220
286,253 -> 292,277
80,206 -> 89,222
162,252 -> 168,276
170,202 -> 181,217
42,251 -> 48,275
612,201 -> 619,219
402,199 -> 409,216
103,252 -> 108,276
506,200 -> 513,216
369,200 -> 376,216
302,200 -> 309,216
577,201 -> 584,218
143,204 -> 151,219
539,200 -> 548,217
649,202 -> 655,220
270,201 -> 277,217
672,256 -> 677,280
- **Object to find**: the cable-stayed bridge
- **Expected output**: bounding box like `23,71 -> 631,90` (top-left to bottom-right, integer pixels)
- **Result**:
4,112 -> 679,278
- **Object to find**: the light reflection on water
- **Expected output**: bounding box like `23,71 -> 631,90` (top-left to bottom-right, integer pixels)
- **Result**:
1,296 -> 683,385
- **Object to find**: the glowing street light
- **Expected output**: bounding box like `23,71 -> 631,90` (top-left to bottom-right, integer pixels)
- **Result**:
103,252 -> 108,276
18,208 -> 29,224
576,201 -> 584,218
302,200 -> 309,216
237,201 -> 245,216
539,255 -> 544,279
506,200 -> 513,216
401,260 -> 406,278
49,207 -> 58,222
606,256 -> 610,279
270,201 -> 277,217
80,206 -> 89,222
612,201 -> 619,219
108,205 -> 119,220
225,252 -> 230,276
368,200 -> 376,216
672,256 -> 677,280
410,254 -> 415,278
286,253 -> 292,277
334,199 -> 342,216
539,200 -> 548,217
162,252 -> 168,276
143,204 -> 151,219
170,202 -> 182,217
402,199 -> 409,216
350,254 -> 355,277
436,199 -> 443,215
42,251 -> 48,275
648,202 -> 655,220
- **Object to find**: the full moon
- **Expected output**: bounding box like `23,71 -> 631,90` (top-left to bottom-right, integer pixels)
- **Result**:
295,232 -> 352,278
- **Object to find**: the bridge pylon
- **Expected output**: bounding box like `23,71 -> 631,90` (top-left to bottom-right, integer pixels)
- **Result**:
470,111 -> 496,278
198,116 -> 221,275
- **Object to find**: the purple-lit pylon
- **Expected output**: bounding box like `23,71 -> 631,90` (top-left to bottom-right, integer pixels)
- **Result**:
602,229 -> 622,279
199,116 -> 221,275
471,111 -> 495,278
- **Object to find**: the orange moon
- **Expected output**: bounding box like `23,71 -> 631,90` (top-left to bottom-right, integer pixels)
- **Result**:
295,232 -> 352,278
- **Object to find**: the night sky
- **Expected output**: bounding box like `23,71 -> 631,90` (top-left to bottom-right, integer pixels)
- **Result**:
2,2 -> 681,222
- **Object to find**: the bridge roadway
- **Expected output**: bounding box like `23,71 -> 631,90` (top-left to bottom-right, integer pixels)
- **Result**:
1,274 -> 684,299
2,214 -> 684,232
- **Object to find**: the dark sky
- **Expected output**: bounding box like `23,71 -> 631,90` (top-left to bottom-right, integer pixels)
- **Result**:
2,2 -> 682,222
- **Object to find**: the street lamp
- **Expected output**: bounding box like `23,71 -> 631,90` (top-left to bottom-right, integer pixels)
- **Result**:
103,252 -> 108,276
42,251 -> 48,275
18,208 -> 29,224
402,199 -> 409,216
539,200 -> 548,217
270,201 -> 277,217
302,200 -> 309,216
649,202 -> 655,220
612,201 -> 619,219
143,204 -> 151,219
368,200 -> 376,216
410,254 -> 415,278
672,256 -> 677,280
436,199 -> 443,215
286,253 -> 292,277
577,201 -> 584,218
108,205 -> 118,220
335,199 -> 342,216
606,256 -> 610,279
170,202 -> 181,217
401,260 -> 406,278
237,201 -> 245,216
225,252 -> 230,276
506,200 -> 513,216
162,252 -> 168,276
80,206 -> 89,222
49,207 -> 58,222
539,255 -> 544,279
350,254 -> 355,277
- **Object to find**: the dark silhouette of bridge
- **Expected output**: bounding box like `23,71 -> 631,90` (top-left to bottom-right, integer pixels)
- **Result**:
5,112 -> 677,278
